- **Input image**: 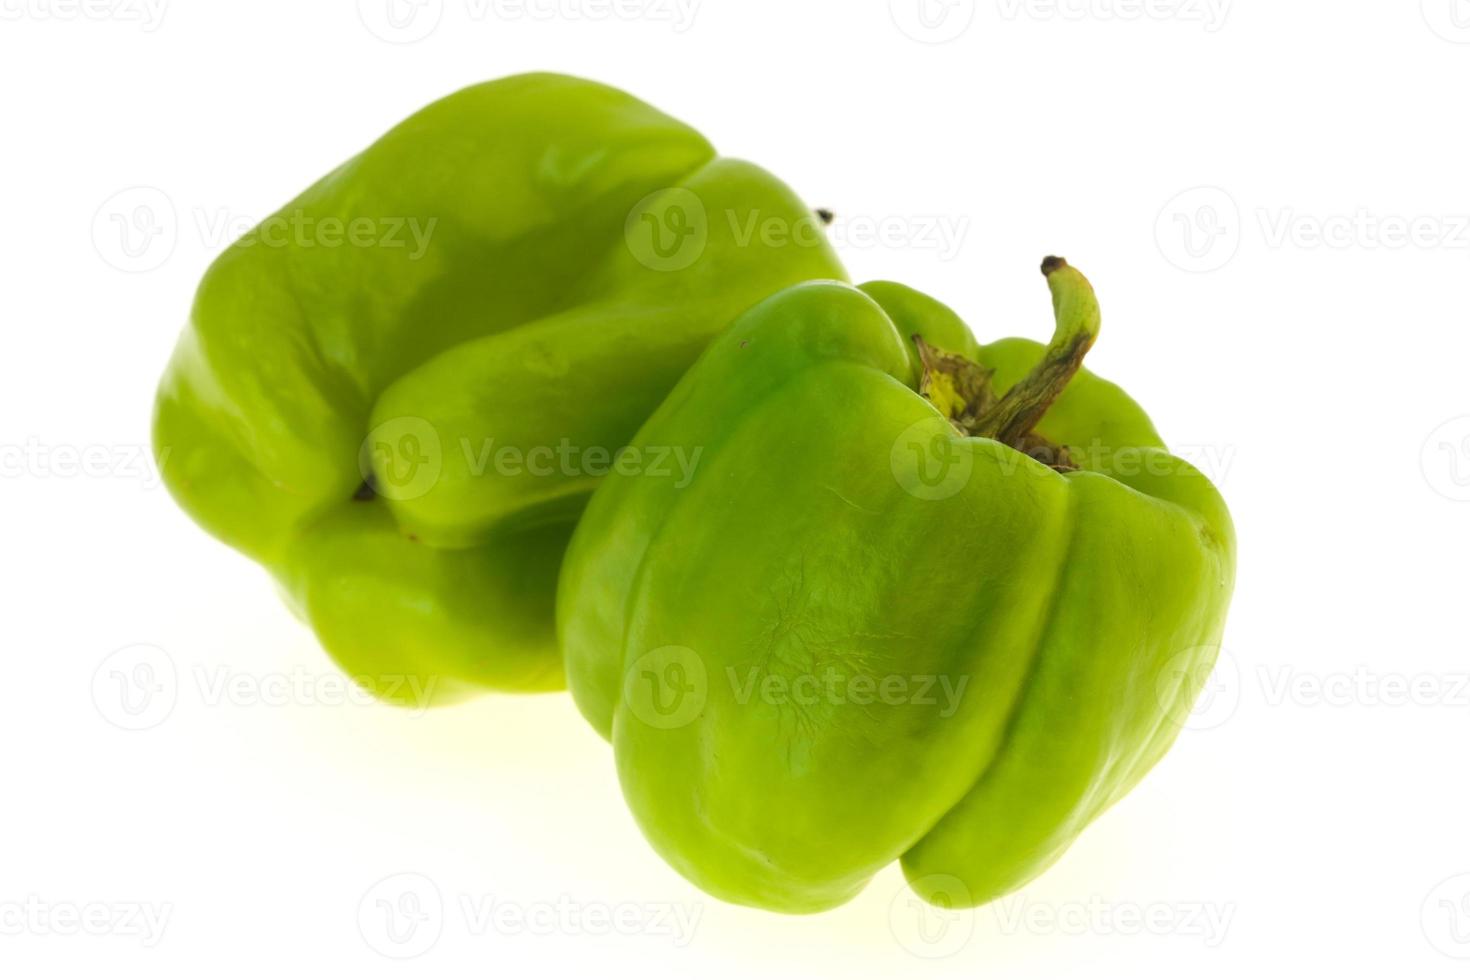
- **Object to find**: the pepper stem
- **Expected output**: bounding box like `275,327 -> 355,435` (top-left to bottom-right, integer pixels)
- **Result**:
970,256 -> 1100,446
914,256 -> 1100,472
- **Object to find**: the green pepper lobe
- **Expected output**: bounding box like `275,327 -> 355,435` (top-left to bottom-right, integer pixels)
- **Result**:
153,74 -> 845,703
559,259 -> 1235,912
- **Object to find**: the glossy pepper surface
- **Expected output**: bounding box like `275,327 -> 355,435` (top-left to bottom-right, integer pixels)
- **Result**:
558,259 -> 1235,912
153,73 -> 844,702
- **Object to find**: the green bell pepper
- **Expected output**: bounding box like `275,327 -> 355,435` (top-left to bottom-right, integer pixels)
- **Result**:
153,73 -> 844,703
558,258 -> 1235,912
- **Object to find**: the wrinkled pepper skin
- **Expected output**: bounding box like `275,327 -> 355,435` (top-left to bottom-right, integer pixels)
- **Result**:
558,267 -> 1235,913
153,73 -> 844,703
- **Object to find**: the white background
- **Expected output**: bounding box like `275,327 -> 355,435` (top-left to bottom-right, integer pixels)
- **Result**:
3,1 -> 1469,975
